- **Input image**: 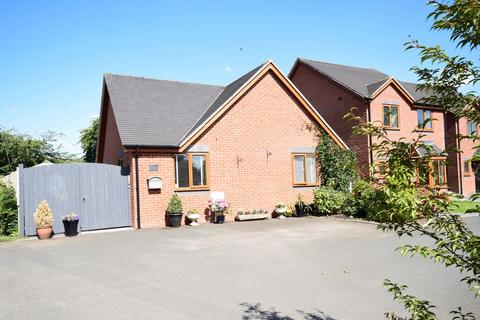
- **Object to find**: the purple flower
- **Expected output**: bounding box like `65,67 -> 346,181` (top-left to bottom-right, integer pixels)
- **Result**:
211,199 -> 228,213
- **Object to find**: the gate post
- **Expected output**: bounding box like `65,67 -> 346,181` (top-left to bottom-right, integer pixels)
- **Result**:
17,164 -> 25,236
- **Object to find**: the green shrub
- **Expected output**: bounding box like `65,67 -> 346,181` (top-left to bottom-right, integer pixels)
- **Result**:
315,132 -> 358,192
0,182 -> 17,236
313,187 -> 347,215
347,179 -> 380,219
166,193 -> 183,215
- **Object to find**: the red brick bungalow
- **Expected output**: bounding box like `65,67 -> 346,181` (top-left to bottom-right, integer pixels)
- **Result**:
289,58 -> 479,194
96,61 -> 347,228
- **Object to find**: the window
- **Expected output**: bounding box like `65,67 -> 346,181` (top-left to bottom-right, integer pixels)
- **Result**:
467,120 -> 478,135
375,161 -> 387,176
175,153 -> 208,189
417,109 -> 432,130
431,159 -> 447,187
292,153 -> 317,185
464,161 -> 471,176
383,105 -> 399,128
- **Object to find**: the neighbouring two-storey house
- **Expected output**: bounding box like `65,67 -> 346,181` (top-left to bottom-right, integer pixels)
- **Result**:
289,58 -> 479,195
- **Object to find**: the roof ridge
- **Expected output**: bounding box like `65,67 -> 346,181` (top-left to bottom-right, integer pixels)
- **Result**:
367,77 -> 392,86
104,73 -> 225,89
299,58 -> 388,75
399,80 -> 419,86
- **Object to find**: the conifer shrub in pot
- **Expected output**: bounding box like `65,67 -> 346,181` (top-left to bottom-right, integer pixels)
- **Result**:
166,193 -> 183,227
33,200 -> 54,240
62,213 -> 80,237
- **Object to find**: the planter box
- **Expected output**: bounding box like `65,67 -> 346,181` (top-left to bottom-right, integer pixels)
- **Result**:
235,213 -> 268,221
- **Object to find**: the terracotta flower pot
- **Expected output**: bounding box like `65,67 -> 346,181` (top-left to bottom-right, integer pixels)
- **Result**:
36,227 -> 52,240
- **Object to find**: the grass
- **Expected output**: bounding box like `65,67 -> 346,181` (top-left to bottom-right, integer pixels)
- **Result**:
448,201 -> 480,213
0,233 -> 22,243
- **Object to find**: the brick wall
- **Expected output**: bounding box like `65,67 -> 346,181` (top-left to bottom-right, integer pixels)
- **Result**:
457,117 -> 479,196
370,85 -> 446,150
99,95 -> 123,165
289,63 -> 370,175
129,70 -> 321,228
445,115 -> 479,196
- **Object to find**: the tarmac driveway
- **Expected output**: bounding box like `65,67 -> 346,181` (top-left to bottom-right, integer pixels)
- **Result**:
1,217 -> 478,320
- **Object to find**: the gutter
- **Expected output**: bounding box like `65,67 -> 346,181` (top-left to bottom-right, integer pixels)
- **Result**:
134,146 -> 141,229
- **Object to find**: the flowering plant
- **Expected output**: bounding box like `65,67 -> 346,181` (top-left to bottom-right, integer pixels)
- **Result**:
274,202 -> 287,214
211,199 -> 228,214
62,212 -> 80,222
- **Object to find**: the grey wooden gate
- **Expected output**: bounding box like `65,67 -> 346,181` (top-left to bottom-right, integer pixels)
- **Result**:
18,163 -> 131,236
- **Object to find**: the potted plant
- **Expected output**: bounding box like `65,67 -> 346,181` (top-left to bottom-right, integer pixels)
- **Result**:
211,199 -> 228,224
274,202 -> 288,219
33,200 -> 54,240
62,212 -> 80,237
166,193 -> 183,227
294,194 -> 312,217
186,209 -> 200,226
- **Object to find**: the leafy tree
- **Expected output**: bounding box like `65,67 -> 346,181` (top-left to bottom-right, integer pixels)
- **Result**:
79,117 -> 99,163
0,182 -> 17,236
347,111 -> 479,318
348,2 -> 480,318
406,0 -> 480,161
0,128 -> 73,175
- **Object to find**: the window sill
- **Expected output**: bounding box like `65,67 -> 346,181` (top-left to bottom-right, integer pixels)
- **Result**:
293,184 -> 319,188
383,127 -> 400,131
175,188 -> 210,192
415,129 -> 433,133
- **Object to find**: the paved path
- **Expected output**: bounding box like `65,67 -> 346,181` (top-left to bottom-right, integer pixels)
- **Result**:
1,217 -> 478,320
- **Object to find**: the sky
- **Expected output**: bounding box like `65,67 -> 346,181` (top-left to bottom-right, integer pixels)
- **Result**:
0,0 -> 460,155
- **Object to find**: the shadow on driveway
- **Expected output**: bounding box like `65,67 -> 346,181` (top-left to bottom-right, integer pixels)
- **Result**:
241,303 -> 338,320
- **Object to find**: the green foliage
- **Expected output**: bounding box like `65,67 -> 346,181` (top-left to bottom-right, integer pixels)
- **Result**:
384,280 -> 476,320
346,179 -> 381,219
406,1 -> 480,123
406,0 -> 480,163
351,120 -> 479,318
316,132 -> 358,192
307,125 -> 358,192
79,117 -> 99,162
166,193 -> 183,215
312,187 -> 347,216
0,182 -> 17,236
0,233 -> 21,243
0,128 -> 73,175
384,279 -> 437,320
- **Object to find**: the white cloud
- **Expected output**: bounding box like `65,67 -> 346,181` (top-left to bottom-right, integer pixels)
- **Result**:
225,66 -> 233,73
11,107 -> 20,112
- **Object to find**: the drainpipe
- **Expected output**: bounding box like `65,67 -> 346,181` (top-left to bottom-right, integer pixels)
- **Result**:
456,119 -> 463,194
366,99 -> 374,173
134,146 -> 141,229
